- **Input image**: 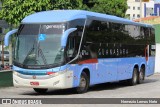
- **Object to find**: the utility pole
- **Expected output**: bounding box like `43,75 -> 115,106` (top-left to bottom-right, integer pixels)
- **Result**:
0,1 -> 4,66
9,42 -> 12,65
1,37 -> 4,65
9,25 -> 12,66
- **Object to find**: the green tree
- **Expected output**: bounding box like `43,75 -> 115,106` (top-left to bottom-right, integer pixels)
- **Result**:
0,0 -> 88,26
88,0 -> 127,17
0,0 -> 53,26
0,0 -> 127,27
52,0 -> 87,9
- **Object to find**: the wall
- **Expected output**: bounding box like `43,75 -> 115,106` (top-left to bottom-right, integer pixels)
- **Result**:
154,24 -> 160,73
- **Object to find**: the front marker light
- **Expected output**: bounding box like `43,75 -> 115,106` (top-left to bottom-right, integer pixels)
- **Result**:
47,69 -> 67,77
46,72 -> 56,75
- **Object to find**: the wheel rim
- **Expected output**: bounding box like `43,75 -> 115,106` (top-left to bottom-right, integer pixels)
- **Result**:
79,76 -> 87,90
139,69 -> 144,81
139,71 -> 143,80
133,70 -> 137,83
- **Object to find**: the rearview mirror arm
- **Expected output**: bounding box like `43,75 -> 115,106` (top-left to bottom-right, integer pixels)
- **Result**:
61,28 -> 77,47
4,29 -> 18,46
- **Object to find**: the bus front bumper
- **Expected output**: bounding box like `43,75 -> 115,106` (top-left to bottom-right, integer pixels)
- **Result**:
13,70 -> 74,89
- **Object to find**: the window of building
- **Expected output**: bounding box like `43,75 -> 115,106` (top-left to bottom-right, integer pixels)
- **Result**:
133,7 -> 135,10
137,14 -> 140,18
133,14 -> 135,17
128,6 -> 131,9
128,6 -> 130,9
135,0 -> 140,2
138,7 -> 140,10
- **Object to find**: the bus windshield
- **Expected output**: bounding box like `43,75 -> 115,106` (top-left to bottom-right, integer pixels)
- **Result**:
14,23 -> 66,68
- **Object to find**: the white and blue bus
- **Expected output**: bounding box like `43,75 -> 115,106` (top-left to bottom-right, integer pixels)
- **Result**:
5,10 -> 155,94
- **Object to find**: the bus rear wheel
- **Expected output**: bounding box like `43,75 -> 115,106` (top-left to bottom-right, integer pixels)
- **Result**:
76,72 -> 89,94
128,68 -> 138,86
138,67 -> 145,84
33,88 -> 48,94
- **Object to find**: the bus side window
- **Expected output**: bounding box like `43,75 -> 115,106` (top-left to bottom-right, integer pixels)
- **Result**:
67,37 -> 76,58
66,31 -> 81,61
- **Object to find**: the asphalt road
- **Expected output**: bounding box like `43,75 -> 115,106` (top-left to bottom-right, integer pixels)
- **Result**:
1,74 -> 160,107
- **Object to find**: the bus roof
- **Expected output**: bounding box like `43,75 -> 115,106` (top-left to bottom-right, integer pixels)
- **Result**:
22,10 -> 153,28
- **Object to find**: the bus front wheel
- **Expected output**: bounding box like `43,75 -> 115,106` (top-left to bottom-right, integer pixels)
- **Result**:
128,68 -> 138,86
76,72 -> 89,94
33,88 -> 48,94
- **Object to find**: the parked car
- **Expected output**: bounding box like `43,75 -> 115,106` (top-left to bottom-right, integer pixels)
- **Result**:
0,51 -> 9,61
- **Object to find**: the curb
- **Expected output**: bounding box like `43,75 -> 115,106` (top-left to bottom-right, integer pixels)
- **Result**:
0,70 -> 13,88
154,73 -> 160,75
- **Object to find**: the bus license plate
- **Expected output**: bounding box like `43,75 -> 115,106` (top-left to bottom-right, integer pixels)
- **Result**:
30,82 -> 39,86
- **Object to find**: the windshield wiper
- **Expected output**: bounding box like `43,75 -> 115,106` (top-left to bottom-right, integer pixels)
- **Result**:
23,40 -> 36,64
37,47 -> 48,65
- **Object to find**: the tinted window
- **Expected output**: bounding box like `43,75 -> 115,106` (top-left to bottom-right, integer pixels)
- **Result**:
66,19 -> 85,62
80,19 -> 155,59
4,51 -> 9,54
84,19 -> 142,44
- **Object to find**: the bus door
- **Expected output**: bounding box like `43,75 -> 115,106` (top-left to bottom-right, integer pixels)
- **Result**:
66,31 -> 81,74
145,45 -> 155,76
145,27 -> 155,76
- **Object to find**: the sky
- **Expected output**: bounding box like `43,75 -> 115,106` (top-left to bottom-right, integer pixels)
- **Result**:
155,0 -> 160,3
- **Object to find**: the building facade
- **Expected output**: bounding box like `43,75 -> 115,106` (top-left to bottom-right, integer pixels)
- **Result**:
144,0 -> 154,17
126,0 -> 144,20
154,3 -> 160,16
126,0 -> 155,20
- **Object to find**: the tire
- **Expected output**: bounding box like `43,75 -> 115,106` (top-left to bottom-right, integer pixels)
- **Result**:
76,72 -> 89,94
138,67 -> 145,84
128,68 -> 138,86
33,88 -> 48,94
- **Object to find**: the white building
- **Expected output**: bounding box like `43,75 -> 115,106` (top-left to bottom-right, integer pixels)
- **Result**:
126,0 -> 154,20
145,0 -> 154,17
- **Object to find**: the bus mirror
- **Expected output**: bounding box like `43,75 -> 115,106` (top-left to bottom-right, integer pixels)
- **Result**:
4,29 -> 18,46
61,28 -> 77,47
